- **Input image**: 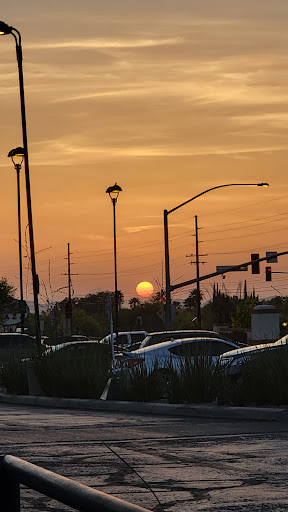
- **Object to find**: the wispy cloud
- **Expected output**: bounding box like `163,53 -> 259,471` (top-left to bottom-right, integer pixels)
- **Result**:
232,112 -> 288,128
26,37 -> 183,50
28,138 -> 288,167
124,225 -> 161,234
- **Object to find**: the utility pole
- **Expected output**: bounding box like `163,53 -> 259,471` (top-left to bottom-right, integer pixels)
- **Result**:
195,215 -> 201,329
65,243 -> 73,337
62,243 -> 78,339
68,243 -> 72,306
186,216 -> 206,329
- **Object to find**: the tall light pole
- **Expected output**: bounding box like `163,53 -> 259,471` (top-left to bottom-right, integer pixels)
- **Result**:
106,183 -> 122,344
0,21 -> 41,352
8,147 -> 25,333
164,182 -> 269,330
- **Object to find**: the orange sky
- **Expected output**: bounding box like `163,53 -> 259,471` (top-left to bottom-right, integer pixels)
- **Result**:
1,0 -> 288,307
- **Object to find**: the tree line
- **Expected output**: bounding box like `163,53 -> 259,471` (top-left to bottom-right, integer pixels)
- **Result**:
0,277 -> 287,342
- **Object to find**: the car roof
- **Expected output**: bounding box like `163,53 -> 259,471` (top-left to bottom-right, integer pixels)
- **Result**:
274,334 -> 288,346
0,332 -> 33,336
131,337 -> 237,354
146,330 -> 218,336
220,342 -> 277,359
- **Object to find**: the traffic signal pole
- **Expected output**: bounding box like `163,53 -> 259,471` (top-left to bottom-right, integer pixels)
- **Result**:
169,251 -> 288,292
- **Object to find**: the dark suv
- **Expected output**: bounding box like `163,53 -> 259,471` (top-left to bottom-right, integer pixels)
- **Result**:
0,333 -> 39,360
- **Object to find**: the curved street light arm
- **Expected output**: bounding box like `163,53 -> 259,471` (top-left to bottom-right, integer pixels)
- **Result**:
167,183 -> 268,215
164,181 -> 269,329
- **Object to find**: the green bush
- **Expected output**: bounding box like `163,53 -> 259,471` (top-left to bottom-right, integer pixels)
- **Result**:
2,345 -> 288,406
0,356 -> 29,395
219,347 -> 288,406
168,356 -> 222,404
119,360 -> 175,402
119,357 -> 222,404
32,344 -> 111,399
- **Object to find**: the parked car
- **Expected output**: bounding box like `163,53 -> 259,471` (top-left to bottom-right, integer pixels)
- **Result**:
219,334 -> 288,376
138,330 -> 232,350
62,335 -> 94,343
42,340 -> 105,359
115,337 -> 239,375
99,331 -> 148,349
0,333 -> 45,361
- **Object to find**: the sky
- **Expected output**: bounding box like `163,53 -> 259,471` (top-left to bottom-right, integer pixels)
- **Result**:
1,0 -> 288,308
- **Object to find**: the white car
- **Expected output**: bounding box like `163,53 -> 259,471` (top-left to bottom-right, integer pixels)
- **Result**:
99,331 -> 148,349
115,337 -> 239,375
219,334 -> 288,376
138,330 -> 231,350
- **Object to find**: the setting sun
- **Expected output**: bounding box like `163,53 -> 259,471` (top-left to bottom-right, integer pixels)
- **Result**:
136,281 -> 154,298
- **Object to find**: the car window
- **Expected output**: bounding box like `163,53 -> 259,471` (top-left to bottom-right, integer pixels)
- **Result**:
131,333 -> 146,343
56,343 -> 99,356
0,337 -> 12,348
168,340 -> 231,357
142,333 -> 175,347
116,334 -> 129,345
12,337 -> 36,349
209,341 -> 235,356
0,335 -> 36,349
168,340 -> 207,357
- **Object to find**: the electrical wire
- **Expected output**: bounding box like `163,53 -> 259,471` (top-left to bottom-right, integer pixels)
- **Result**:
96,436 -> 165,512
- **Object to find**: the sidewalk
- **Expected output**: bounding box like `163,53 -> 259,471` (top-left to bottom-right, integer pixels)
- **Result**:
0,393 -> 288,421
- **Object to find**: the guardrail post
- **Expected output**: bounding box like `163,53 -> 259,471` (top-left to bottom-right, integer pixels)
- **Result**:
0,456 -> 20,511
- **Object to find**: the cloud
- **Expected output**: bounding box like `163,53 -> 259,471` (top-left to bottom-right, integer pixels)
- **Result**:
26,37 -> 183,50
28,137 -> 288,168
124,225 -> 161,233
80,234 -> 106,241
232,112 -> 288,128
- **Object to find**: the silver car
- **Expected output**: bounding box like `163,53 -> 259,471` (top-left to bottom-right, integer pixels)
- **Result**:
115,337 -> 239,374
219,334 -> 288,376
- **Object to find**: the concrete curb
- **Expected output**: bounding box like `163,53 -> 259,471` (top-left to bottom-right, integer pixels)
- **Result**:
0,393 -> 288,421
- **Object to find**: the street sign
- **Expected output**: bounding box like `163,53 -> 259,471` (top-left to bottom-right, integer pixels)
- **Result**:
216,265 -> 248,273
266,251 -> 278,263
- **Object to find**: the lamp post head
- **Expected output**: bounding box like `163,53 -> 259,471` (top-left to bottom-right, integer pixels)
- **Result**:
106,183 -> 122,202
257,182 -> 269,187
8,146 -> 25,169
0,21 -> 12,35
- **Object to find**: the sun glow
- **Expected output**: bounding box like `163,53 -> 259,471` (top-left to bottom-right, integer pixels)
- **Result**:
136,281 -> 154,298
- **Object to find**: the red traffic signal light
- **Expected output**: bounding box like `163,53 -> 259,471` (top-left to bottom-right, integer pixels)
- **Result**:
251,253 -> 260,274
266,267 -> 272,281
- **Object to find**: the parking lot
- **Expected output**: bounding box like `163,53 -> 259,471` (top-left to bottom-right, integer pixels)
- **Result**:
0,402 -> 288,510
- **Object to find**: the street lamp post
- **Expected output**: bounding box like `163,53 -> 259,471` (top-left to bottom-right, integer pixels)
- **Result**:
164,182 -> 269,330
106,183 -> 122,344
8,147 -> 25,333
0,21 -> 41,353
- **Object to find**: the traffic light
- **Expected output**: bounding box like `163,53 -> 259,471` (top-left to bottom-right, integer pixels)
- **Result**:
251,253 -> 260,274
265,266 -> 272,281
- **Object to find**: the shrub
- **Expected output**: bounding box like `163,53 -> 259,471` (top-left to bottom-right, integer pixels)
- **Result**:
119,360 -> 175,402
32,344 -> 111,399
168,356 -> 223,404
218,346 -> 288,406
0,356 -> 29,395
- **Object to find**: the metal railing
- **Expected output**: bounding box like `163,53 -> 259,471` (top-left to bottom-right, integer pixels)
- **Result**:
0,455 -> 152,512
